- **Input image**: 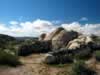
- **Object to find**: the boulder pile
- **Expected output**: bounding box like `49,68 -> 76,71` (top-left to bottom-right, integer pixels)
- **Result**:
41,27 -> 99,64
42,27 -> 78,50
18,27 -> 100,64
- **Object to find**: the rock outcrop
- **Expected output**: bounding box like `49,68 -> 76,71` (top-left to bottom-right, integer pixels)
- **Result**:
42,27 -> 78,50
52,30 -> 78,50
44,27 -> 64,40
44,46 -> 92,64
66,35 -> 94,50
44,52 -> 73,64
18,26 -> 100,65
43,34 -> 95,64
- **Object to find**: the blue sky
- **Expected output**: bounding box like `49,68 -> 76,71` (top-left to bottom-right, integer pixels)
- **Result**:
0,0 -> 100,37
0,0 -> 100,23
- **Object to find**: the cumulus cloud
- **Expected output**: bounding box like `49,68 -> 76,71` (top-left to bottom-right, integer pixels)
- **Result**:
0,19 -> 99,37
61,22 -> 100,35
0,19 -> 57,37
61,22 -> 81,32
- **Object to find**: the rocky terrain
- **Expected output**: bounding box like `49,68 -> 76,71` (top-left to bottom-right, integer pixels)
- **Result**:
0,27 -> 100,75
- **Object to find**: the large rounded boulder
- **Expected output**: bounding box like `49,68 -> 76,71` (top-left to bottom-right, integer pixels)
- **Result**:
39,27 -> 78,51
44,53 -> 73,64
52,30 -> 78,50
44,27 -> 64,41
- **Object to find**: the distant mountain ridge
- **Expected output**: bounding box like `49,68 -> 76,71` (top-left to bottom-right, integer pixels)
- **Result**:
0,34 -> 38,41
0,34 -> 16,48
0,34 -> 16,41
15,37 -> 38,41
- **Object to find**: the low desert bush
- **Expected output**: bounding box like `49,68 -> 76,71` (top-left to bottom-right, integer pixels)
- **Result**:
74,53 -> 92,60
71,60 -> 96,75
0,49 -> 20,67
74,49 -> 92,60
95,51 -> 100,61
18,41 -> 51,56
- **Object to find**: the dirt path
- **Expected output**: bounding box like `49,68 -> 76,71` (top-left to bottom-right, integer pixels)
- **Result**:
0,54 -> 100,75
0,54 -> 71,75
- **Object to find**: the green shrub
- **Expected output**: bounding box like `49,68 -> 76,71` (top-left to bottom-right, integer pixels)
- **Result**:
95,51 -> 100,57
95,51 -> 100,61
74,49 -> 92,60
0,49 -> 20,67
18,41 -> 51,56
74,53 -> 92,60
71,60 -> 96,75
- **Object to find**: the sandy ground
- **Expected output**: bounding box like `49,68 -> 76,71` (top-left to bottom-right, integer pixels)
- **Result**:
0,54 -> 71,75
0,54 -> 99,75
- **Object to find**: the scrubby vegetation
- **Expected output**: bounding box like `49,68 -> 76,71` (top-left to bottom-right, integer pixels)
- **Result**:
0,49 -> 20,66
0,34 -> 21,66
18,40 -> 51,56
73,48 -> 92,60
95,51 -> 100,61
71,61 -> 96,75
91,34 -> 100,43
0,34 -> 16,49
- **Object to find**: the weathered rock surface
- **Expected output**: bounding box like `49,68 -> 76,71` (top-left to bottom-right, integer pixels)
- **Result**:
38,27 -> 78,51
44,53 -> 73,64
44,27 -> 64,41
66,35 -> 94,49
44,46 -> 92,64
52,30 -> 78,50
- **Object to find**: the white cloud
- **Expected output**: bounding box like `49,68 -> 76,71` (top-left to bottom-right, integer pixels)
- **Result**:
80,17 -> 88,21
9,21 -> 19,25
61,22 -> 100,35
0,19 -> 57,37
61,22 -> 81,32
0,19 -> 100,37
